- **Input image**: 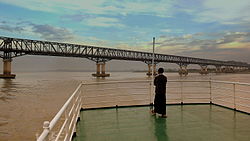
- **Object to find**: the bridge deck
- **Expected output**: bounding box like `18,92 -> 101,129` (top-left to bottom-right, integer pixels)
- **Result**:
73,104 -> 250,141
1,36 -> 249,67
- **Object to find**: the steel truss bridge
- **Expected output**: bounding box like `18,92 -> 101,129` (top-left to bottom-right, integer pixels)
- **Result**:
0,36 -> 249,67
0,36 -> 249,78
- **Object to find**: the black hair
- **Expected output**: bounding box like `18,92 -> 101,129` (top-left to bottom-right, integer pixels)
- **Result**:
158,68 -> 164,73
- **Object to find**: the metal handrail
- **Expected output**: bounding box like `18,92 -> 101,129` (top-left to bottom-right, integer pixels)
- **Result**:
83,80 -> 151,85
37,84 -> 82,141
212,86 -> 234,91
211,80 -> 250,86
236,89 -> 250,94
82,80 -> 211,85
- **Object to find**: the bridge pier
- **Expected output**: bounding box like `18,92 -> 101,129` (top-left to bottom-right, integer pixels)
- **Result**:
222,66 -> 234,73
146,63 -> 157,76
233,67 -> 236,72
92,62 -> 110,77
237,67 -> 245,72
199,65 -> 208,75
215,66 -> 222,73
146,64 -> 152,76
0,59 -> 16,79
178,63 -> 188,76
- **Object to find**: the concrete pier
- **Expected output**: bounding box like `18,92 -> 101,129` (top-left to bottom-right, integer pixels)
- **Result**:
199,65 -> 208,75
153,64 -> 156,75
146,64 -> 157,76
178,63 -> 188,76
222,66 -> 234,73
215,66 -> 222,73
92,62 -> 110,77
0,59 -> 16,79
146,64 -> 152,76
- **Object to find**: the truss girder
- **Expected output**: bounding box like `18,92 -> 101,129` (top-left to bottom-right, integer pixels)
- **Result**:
0,36 -> 249,68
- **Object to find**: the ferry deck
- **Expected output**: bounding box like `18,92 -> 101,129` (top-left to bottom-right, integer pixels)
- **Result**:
36,80 -> 250,141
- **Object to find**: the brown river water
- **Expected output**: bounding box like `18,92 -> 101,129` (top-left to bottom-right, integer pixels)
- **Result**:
0,72 -> 250,141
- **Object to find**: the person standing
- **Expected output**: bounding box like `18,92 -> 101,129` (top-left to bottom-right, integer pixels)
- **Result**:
152,68 -> 167,118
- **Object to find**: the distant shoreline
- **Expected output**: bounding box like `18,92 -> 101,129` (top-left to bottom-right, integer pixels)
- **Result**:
13,69 -> 250,74
132,69 -> 250,74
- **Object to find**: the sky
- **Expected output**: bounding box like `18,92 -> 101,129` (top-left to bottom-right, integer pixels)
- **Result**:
0,0 -> 250,71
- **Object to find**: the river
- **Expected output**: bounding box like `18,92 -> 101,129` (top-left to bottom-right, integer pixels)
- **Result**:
0,72 -> 250,141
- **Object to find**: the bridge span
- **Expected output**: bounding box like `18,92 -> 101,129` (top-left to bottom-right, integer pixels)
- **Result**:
0,36 -> 249,78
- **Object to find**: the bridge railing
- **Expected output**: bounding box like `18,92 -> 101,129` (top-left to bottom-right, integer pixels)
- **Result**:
2,36 -> 250,67
36,80 -> 250,141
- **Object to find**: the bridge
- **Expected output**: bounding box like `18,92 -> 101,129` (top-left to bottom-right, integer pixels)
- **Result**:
0,36 -> 250,78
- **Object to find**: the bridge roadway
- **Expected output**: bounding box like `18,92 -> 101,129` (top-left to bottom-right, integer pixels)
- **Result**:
0,36 -> 249,78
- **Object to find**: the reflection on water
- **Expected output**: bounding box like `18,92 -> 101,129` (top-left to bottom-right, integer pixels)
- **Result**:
0,72 -> 249,140
154,117 -> 169,141
0,79 -> 17,102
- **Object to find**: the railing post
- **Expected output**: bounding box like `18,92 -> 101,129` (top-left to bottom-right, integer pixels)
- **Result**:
209,80 -> 212,103
233,83 -> 236,110
149,81 -> 152,105
79,89 -> 83,112
43,121 -> 50,141
64,107 -> 69,140
82,84 -> 86,109
116,83 -> 119,108
181,81 -> 183,104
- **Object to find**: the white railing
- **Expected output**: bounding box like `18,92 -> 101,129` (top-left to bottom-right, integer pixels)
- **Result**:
36,80 -> 250,141
211,80 -> 250,113
81,80 -> 213,108
37,84 -> 82,141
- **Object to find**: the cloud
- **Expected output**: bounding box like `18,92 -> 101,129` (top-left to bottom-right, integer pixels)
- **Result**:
161,29 -> 172,33
153,31 -> 250,62
0,20 -> 74,41
84,17 -> 125,28
219,42 -> 250,49
0,0 -> 176,17
0,21 -> 24,33
61,14 -> 93,22
31,24 -> 74,41
61,13 -> 125,28
193,0 -> 250,25
216,32 -> 250,45
0,25 -> 24,33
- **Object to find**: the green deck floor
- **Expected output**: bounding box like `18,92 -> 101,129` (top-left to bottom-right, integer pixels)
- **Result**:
73,105 -> 250,141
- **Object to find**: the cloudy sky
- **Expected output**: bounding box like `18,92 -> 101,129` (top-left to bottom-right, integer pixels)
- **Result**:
0,0 -> 250,71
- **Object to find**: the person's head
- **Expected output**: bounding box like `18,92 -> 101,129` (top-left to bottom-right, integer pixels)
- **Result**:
158,68 -> 164,74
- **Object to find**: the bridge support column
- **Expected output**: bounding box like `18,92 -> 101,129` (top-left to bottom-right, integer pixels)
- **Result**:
92,62 -> 110,77
240,67 -> 245,72
215,66 -> 222,73
178,63 -> 188,76
146,64 -> 152,76
232,67 -> 237,73
222,66 -> 234,73
146,64 -> 157,76
153,64 -> 156,75
0,59 -> 16,79
199,65 -> 208,75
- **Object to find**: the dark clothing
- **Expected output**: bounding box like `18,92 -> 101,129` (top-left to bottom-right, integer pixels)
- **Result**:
154,74 -> 167,115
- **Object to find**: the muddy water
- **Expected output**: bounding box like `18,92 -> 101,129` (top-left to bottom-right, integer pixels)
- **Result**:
0,72 -> 249,141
